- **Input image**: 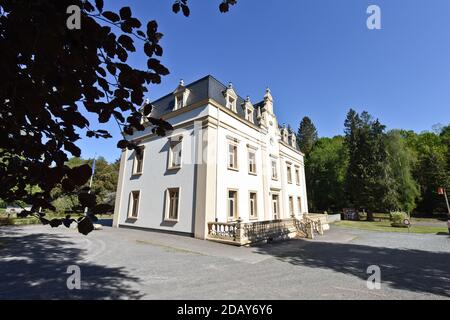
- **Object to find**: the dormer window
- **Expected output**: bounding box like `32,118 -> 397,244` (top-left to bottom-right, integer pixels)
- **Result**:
281,128 -> 289,143
175,94 -> 184,110
242,96 -> 254,123
246,108 -> 254,122
223,82 -> 238,113
173,79 -> 190,111
290,134 -> 297,147
227,96 -> 236,111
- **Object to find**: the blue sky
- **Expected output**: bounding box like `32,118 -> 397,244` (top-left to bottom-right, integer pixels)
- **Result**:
78,0 -> 450,162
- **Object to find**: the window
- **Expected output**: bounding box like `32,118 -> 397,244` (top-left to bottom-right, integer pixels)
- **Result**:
297,197 -> 302,215
271,159 -> 278,180
289,196 -> 294,216
295,167 -> 300,185
132,147 -> 144,175
175,95 -> 184,110
249,192 -> 257,219
227,190 -> 238,220
287,164 -> 293,184
246,108 -> 254,123
272,194 -> 279,220
228,143 -> 238,170
227,96 -> 236,111
169,139 -> 182,169
248,151 -> 256,174
165,188 -> 180,221
173,81 -> 190,111
128,191 -> 140,219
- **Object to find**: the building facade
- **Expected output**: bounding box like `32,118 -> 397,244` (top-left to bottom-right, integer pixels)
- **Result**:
113,75 -> 308,240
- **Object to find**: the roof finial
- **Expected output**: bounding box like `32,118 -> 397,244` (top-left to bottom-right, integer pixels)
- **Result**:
228,82 -> 233,89
246,95 -> 250,102
180,79 -> 184,86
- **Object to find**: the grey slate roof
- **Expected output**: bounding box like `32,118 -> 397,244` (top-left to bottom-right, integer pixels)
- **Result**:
150,75 -> 261,124
149,75 -> 302,153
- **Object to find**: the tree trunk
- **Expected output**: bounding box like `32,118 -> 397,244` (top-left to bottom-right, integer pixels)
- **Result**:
367,211 -> 374,221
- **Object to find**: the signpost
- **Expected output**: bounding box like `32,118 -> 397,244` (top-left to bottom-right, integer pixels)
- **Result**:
403,218 -> 411,233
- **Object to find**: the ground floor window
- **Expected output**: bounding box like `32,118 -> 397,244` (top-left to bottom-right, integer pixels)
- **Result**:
166,188 -> 180,221
228,190 -> 238,220
249,192 -> 257,219
128,191 -> 140,219
289,196 -> 294,216
297,197 -> 302,215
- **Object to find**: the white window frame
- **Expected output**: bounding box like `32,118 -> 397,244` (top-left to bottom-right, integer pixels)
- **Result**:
295,166 -> 300,186
246,107 -> 254,123
227,96 -> 236,112
271,159 -> 278,180
227,142 -> 239,171
168,136 -> 183,170
165,187 -> 180,222
175,94 -> 184,110
289,196 -> 294,216
287,163 -> 293,184
173,86 -> 190,111
132,147 -> 144,176
248,150 -> 257,175
249,191 -> 258,220
128,191 -> 140,219
227,189 -> 238,221
297,196 -> 302,215
224,86 -> 238,113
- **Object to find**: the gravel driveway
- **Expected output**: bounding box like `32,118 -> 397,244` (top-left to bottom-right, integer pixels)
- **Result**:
0,224 -> 449,300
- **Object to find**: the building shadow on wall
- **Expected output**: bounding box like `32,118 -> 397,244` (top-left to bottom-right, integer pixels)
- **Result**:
0,228 -> 143,299
253,239 -> 450,298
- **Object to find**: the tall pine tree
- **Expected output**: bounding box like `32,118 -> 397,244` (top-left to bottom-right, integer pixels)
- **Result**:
297,117 -> 318,156
344,109 -> 390,220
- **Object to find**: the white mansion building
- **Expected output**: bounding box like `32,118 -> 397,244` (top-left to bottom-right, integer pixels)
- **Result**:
113,75 -> 313,244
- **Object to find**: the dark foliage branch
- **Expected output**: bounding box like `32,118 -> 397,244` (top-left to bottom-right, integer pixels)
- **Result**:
172,0 -> 237,17
0,0 -> 234,235
0,0 -> 172,231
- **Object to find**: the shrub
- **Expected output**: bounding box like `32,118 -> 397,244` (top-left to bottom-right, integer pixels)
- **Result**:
0,216 -> 13,226
390,211 -> 409,226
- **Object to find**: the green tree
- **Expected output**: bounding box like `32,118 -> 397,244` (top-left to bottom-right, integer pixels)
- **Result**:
440,125 -> 450,190
50,156 -> 119,214
90,157 -> 120,206
344,109 -> 389,219
297,117 -> 318,156
305,136 -> 348,212
384,130 -> 420,213
411,132 -> 448,213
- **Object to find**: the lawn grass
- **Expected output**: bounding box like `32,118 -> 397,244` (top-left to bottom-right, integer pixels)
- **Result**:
334,220 -> 448,234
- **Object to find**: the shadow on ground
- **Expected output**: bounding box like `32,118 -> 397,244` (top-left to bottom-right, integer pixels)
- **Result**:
254,239 -> 450,298
0,228 -> 143,299
97,219 -> 113,227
